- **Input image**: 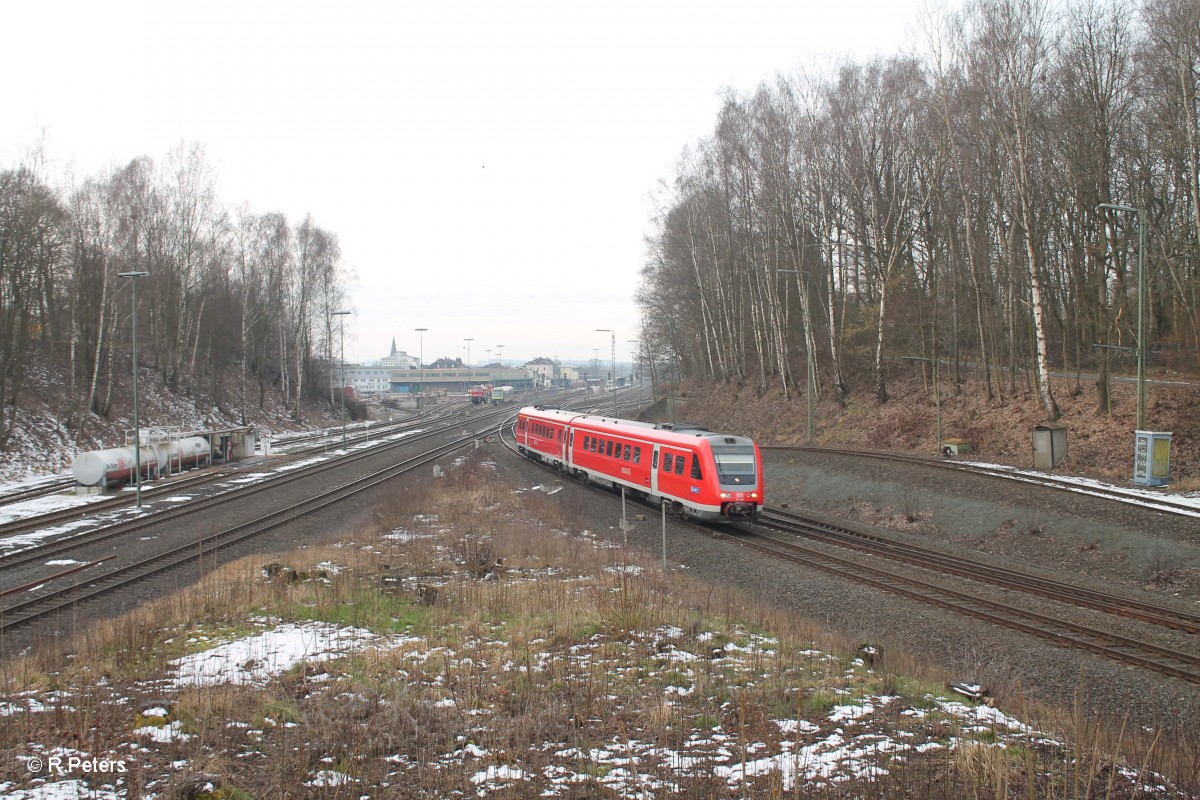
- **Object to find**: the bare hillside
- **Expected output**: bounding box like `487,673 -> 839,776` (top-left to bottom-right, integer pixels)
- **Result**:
0,352 -> 340,483
653,368 -> 1200,492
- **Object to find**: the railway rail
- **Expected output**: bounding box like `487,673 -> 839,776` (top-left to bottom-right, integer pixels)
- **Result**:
0,386 -> 644,641
0,404 -> 464,542
718,521 -> 1200,684
759,507 -> 1200,634
762,445 -> 1200,518
502,425 -> 1200,684
0,477 -> 77,506
0,436 -> 477,636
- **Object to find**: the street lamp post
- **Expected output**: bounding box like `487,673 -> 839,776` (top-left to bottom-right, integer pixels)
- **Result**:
415,327 -> 427,407
627,340 -> 640,391
496,344 -> 504,393
333,310 -> 351,447
464,338 -> 473,394
118,271 -> 150,507
596,329 -> 616,417
777,269 -> 815,442
1097,202 -> 1148,431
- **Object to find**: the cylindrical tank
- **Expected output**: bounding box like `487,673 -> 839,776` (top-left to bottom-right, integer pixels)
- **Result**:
71,436 -> 210,487
72,446 -> 157,487
155,436 -> 211,473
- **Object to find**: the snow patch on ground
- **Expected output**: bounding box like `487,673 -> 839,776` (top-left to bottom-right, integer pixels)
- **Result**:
170,622 -> 419,687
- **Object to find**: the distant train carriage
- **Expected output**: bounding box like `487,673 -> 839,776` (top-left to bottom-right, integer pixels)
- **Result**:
469,384 -> 492,405
515,406 -> 761,522
490,385 -> 514,404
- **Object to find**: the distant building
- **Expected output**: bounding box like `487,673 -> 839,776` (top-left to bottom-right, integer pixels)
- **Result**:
381,338 -> 419,369
341,338 -> 419,395
524,357 -> 558,387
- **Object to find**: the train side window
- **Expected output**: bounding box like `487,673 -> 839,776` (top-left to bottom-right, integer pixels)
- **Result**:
606,441 -> 613,457
633,447 -> 641,464
691,454 -> 702,479
623,444 -> 631,460
663,453 -> 673,471
675,457 -> 685,475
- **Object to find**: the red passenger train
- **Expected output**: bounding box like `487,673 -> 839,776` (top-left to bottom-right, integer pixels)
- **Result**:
515,405 -> 762,522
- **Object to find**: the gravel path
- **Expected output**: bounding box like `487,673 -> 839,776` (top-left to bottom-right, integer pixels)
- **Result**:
495,444 -> 1200,743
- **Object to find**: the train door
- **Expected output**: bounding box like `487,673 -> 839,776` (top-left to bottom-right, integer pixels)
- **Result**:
650,445 -> 660,497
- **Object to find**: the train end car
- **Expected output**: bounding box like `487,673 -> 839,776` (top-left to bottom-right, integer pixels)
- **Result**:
515,405 -> 576,469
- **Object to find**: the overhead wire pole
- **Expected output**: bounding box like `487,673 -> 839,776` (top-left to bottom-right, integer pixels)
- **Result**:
627,339 -> 640,399
596,328 -> 616,417
1097,202 -> 1148,431
333,310 -> 351,447
464,338 -> 473,396
415,327 -> 427,407
118,270 -> 150,508
496,344 -> 504,394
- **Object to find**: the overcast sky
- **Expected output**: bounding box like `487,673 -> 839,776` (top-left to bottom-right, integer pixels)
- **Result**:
4,0 -> 946,366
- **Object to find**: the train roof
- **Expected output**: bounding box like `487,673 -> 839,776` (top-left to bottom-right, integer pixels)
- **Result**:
518,406 -> 756,449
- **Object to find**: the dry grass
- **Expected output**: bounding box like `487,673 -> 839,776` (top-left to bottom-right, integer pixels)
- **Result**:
1,451 -> 1193,798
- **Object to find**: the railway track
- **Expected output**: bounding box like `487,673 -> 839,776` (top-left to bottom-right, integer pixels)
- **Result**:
718,520 -> 1200,684
500,424 -> 1200,684
0,405 -> 520,625
0,436 -> 477,636
0,405 -> 464,543
0,477 -> 77,506
759,507 -> 1200,634
763,445 -> 1200,518
0,389 -> 644,641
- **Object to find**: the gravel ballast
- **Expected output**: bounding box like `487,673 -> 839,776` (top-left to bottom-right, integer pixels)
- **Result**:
497,443 -> 1200,746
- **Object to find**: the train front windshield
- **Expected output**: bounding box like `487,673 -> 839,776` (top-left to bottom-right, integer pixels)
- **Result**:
713,448 -> 757,487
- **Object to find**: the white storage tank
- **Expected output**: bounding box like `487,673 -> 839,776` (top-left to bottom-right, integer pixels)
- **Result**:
71,436 -> 211,488
72,446 -> 155,488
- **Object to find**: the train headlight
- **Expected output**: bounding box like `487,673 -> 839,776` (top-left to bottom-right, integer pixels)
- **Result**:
749,492 -> 758,499
720,492 -> 730,499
